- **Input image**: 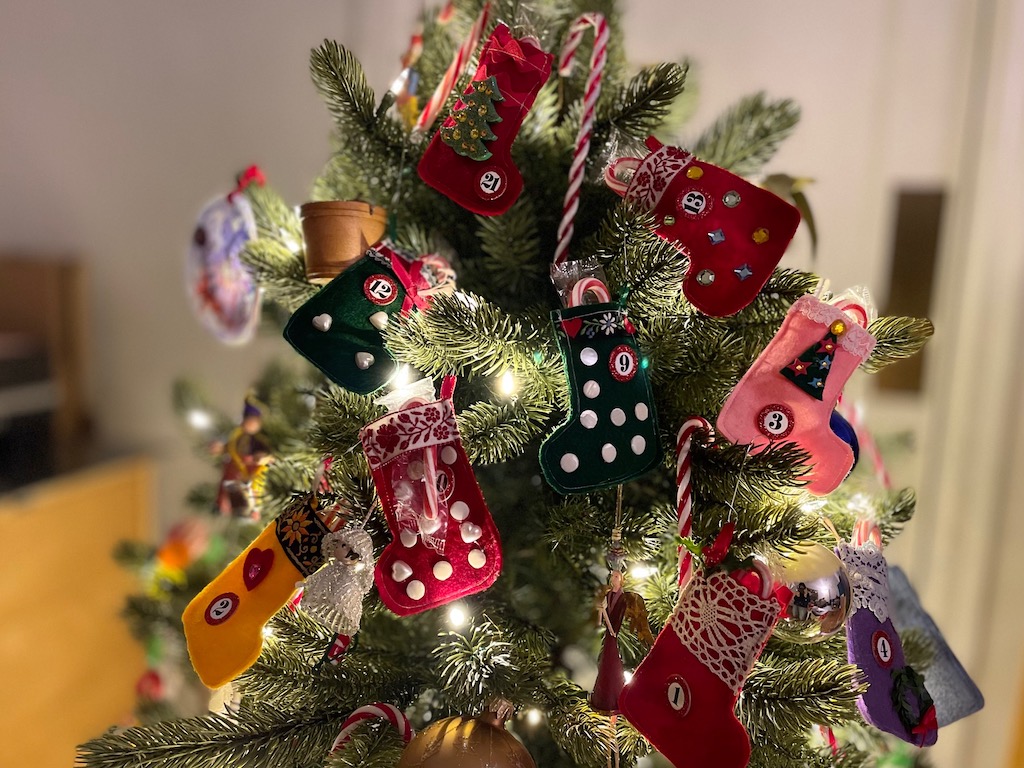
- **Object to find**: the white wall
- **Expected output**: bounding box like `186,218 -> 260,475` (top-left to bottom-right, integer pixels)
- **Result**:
0,1 -> 416,522
0,1 -> 1009,765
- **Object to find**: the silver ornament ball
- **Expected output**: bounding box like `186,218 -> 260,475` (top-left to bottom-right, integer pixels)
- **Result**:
774,542 -> 852,644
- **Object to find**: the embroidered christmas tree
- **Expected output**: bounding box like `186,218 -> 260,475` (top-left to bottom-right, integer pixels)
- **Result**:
779,328 -> 840,400
440,75 -> 504,161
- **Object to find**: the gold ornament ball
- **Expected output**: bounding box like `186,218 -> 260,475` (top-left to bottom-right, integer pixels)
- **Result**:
774,541 -> 852,644
397,706 -> 536,768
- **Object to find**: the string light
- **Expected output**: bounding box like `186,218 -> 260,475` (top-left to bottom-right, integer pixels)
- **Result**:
187,408 -> 213,431
524,708 -> 543,726
623,670 -> 634,684
498,370 -> 517,396
261,626 -> 275,639
392,365 -> 412,390
279,227 -> 302,255
447,603 -> 468,628
629,563 -> 654,580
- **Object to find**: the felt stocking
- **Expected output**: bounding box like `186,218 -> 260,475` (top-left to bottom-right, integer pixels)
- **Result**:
539,295 -> 661,494
284,241 -> 454,394
837,528 -> 937,746
606,137 -> 801,317
618,564 -> 785,768
360,377 -> 501,615
182,495 -> 344,688
417,24 -> 553,216
716,295 -> 876,495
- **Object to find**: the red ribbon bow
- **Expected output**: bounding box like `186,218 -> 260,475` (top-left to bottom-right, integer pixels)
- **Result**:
912,705 -> 938,745
703,521 -> 736,567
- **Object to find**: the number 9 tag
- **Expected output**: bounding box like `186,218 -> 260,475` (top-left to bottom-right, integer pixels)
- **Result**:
609,345 -> 639,383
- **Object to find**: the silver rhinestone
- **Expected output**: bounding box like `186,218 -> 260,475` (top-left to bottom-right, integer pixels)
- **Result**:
723,191 -> 741,207
696,269 -> 715,286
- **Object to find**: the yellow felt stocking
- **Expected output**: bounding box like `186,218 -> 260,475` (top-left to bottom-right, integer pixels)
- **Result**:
182,495 -> 337,688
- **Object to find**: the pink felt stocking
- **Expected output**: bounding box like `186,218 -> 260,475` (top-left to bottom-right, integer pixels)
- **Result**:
716,295 -> 875,495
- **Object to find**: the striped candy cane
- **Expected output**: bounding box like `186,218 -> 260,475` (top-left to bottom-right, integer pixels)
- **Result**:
553,13 -> 609,265
676,417 -> 713,587
330,703 -> 414,754
413,3 -> 492,134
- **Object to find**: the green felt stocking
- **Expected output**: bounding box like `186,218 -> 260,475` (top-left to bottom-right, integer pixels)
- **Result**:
539,303 -> 661,494
284,246 -> 409,394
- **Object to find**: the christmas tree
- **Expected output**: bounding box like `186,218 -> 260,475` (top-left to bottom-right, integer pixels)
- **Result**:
78,1 -> 950,767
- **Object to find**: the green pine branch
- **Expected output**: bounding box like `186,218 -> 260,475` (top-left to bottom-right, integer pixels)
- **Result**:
692,93 -> 800,176
863,316 -> 934,374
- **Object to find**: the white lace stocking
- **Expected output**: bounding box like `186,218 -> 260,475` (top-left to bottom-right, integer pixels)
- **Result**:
836,541 -> 890,623
670,570 -> 781,694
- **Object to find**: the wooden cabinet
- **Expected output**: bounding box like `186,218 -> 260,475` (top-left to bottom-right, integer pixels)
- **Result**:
0,457 -> 152,767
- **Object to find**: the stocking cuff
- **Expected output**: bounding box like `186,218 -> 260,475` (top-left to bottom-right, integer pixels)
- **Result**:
836,541 -> 891,623
361,398 -> 458,468
670,569 -> 781,693
792,296 -> 876,359
624,142 -> 695,211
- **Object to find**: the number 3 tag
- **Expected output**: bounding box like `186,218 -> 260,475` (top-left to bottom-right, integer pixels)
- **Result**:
757,404 -> 794,439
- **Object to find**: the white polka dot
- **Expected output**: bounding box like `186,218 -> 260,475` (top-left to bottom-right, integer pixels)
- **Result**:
391,561 -> 412,581
441,446 -> 458,465
460,522 -> 482,543
583,380 -> 601,399
610,408 -> 626,426
560,453 -> 580,473
468,549 -> 487,569
635,402 -> 649,421
450,500 -> 470,520
408,460 -> 424,480
580,347 -> 598,366
602,443 -> 617,463
580,410 -> 598,428
631,435 -> 647,455
400,529 -> 418,547
433,561 -> 453,581
406,580 -> 426,600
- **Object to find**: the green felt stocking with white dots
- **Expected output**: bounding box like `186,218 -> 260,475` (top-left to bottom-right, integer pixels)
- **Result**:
539,303 -> 662,494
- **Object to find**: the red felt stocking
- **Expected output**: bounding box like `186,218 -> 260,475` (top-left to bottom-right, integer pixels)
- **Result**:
618,564 -> 785,768
606,137 -> 801,317
417,23 -> 553,216
360,377 -> 501,615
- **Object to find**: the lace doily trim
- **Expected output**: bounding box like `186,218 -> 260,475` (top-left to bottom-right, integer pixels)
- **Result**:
836,541 -> 890,622
791,296 -> 876,359
360,399 -> 458,468
670,569 -> 781,693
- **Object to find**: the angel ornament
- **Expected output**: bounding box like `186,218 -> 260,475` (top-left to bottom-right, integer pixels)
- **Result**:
590,568 -> 654,714
301,526 -> 376,636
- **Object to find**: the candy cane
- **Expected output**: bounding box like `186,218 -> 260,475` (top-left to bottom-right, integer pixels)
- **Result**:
330,703 -> 414,754
413,3 -> 492,134
569,277 -> 612,307
842,401 -> 892,490
676,417 -> 713,587
553,13 -> 609,265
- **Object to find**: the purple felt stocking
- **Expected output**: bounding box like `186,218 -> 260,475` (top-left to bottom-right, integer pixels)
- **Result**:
837,540 -> 937,746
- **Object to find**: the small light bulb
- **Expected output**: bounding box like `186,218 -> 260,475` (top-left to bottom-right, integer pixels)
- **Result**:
623,670 -> 634,684
187,409 -> 213,430
392,365 -> 412,390
447,604 -> 468,628
525,708 -> 543,726
629,564 -> 654,580
499,370 -> 516,396
261,626 -> 275,639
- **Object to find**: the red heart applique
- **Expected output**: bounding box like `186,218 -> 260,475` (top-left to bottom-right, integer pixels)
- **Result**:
561,318 -> 583,338
243,547 -> 274,590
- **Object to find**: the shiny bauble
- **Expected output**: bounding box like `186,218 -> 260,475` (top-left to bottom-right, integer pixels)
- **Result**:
829,410 -> 860,472
775,541 -> 852,644
397,705 -> 536,768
